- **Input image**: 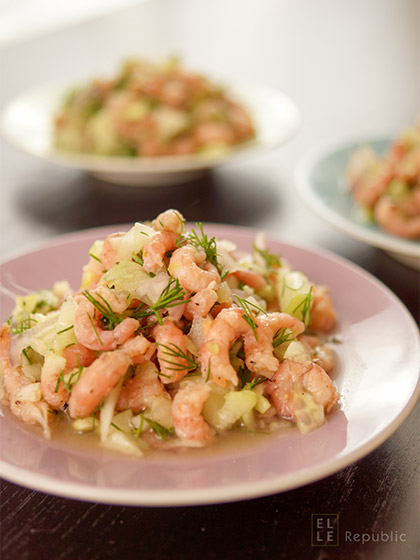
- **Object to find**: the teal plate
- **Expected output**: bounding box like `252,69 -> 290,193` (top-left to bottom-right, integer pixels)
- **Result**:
295,137 -> 420,268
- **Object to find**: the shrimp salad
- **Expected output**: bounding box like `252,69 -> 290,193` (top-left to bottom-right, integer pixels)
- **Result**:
345,121 -> 420,239
0,211 -> 340,456
53,58 -> 255,158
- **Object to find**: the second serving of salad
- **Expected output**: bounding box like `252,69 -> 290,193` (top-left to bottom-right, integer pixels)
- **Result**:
0,210 -> 340,456
345,120 -> 420,240
53,57 -> 256,159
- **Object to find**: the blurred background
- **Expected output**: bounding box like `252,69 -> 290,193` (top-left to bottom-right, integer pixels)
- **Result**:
0,0 -> 418,261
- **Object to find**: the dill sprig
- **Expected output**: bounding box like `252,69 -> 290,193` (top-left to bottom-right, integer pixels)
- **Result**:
89,252 -> 102,264
87,313 -> 103,345
272,327 -> 295,348
22,346 -> 32,365
55,361 -> 84,394
7,315 -> 38,334
238,367 -> 264,390
157,342 -> 198,372
83,290 -> 123,330
292,286 -> 313,325
130,277 -> 188,325
57,324 -> 74,335
233,294 -> 266,340
133,414 -> 175,440
132,250 -> 144,266
186,222 -> 226,277
132,250 -> 155,277
253,244 -> 281,269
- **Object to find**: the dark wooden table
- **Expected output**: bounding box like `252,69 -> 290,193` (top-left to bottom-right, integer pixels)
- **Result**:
1,1 -> 419,558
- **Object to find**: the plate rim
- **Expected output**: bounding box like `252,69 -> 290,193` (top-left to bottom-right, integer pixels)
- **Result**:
294,135 -> 420,259
1,222 -> 419,506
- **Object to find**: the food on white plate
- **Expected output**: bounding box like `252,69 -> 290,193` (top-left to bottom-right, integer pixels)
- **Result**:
0,210 -> 340,455
345,121 -> 420,239
53,58 -> 255,159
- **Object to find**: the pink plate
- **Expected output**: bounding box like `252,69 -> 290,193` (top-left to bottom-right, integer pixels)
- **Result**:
1,223 -> 419,505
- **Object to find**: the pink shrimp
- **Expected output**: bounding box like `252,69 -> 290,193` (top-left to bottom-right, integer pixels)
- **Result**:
40,354 -> 68,410
374,196 -> 420,239
172,382 -> 215,445
0,326 -> 51,437
116,363 -> 168,412
194,122 -> 235,146
310,285 -> 336,332
62,343 -> 97,371
152,320 -> 191,383
81,254 -> 104,290
169,245 -> 221,292
184,285 -> 218,320
158,79 -> 189,108
244,313 -> 305,378
230,269 -> 267,292
200,307 -> 251,387
152,209 -> 186,234
40,345 -> 98,411
68,350 -> 131,418
100,232 -> 126,270
265,359 -> 339,421
142,231 -> 179,273
119,334 -> 156,364
74,286 -> 138,351
347,147 -> 392,207
400,186 -> 420,217
299,334 -> 335,373
393,146 -> 420,182
170,136 -> 197,155
227,102 -> 255,141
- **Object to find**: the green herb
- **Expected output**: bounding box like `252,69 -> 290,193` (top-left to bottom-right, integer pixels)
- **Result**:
89,252 -> 102,264
328,336 -> 342,344
233,295 -> 266,340
55,363 -> 84,394
57,324 -> 74,335
111,422 -> 123,432
92,398 -> 104,416
22,347 -> 32,365
7,315 -> 38,334
130,277 -> 188,325
83,290 -> 123,330
32,300 -> 48,313
272,327 -> 295,348
132,414 -> 145,438
142,416 -> 175,440
253,245 -> 281,269
55,369 -> 66,393
87,313 -> 103,345
238,367 -> 263,390
132,250 -> 144,266
187,222 -> 226,276
292,286 -> 312,325
157,342 -> 198,372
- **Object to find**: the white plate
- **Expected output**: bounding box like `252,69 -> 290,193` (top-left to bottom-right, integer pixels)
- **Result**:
1,223 -> 419,506
295,137 -> 420,268
1,81 -> 300,186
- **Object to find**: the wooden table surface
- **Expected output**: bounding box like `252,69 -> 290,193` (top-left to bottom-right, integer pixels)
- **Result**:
0,1 -> 419,558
